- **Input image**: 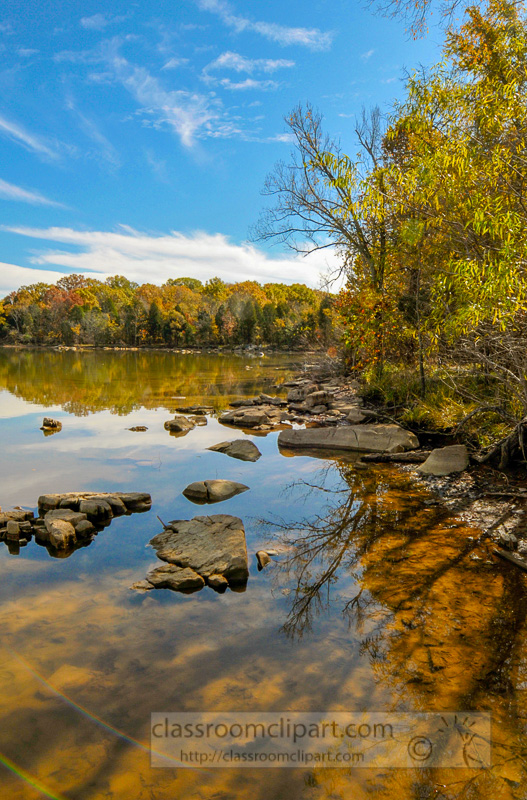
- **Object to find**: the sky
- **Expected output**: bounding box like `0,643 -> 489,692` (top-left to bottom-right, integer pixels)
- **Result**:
0,0 -> 444,295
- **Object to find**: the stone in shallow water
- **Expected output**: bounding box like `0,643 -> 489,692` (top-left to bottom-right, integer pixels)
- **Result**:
150,514 -> 249,586
417,445 -> 469,476
278,424 -> 419,454
182,479 -> 249,504
164,415 -> 195,434
208,439 -> 262,462
146,563 -> 205,592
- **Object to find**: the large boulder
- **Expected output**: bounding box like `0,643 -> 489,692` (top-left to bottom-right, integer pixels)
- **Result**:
150,514 -> 249,586
417,445 -> 469,476
46,519 -> 76,549
183,480 -> 249,504
278,424 -> 419,454
208,440 -> 262,462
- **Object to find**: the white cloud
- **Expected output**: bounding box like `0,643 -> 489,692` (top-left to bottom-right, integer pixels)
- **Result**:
3,225 -> 341,292
0,114 -> 58,159
204,51 -> 295,74
80,14 -> 110,30
0,178 -> 65,207
0,261 -> 66,295
218,77 -> 279,91
17,48 -> 39,57
267,133 -> 295,143
197,0 -> 334,51
361,49 -> 375,61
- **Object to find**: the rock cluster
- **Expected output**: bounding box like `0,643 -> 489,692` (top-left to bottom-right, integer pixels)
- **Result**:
40,417 -> 62,435
1,491 -> 152,555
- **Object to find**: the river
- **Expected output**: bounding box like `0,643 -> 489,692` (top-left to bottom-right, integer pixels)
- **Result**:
0,348 -> 525,799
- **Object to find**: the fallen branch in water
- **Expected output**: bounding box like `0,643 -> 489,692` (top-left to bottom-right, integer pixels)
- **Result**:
359,451 -> 431,464
493,549 -> 527,573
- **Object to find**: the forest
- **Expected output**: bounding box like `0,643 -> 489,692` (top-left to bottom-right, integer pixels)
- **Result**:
254,0 -> 527,451
0,275 -> 335,349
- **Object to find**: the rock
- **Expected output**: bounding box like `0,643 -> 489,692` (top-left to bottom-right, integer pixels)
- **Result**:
183,480 -> 249,504
188,415 -> 207,426
129,580 -> 154,593
208,573 -> 229,591
417,445 -> 469,476
45,508 -> 88,527
303,390 -> 333,408
145,563 -> 205,592
47,519 -> 76,549
79,499 -> 113,519
278,424 -> 419,454
6,520 -> 20,540
229,398 -> 255,407
287,383 -> 319,403
208,439 -> 262,462
127,426 -> 148,431
150,514 -> 249,585
164,415 -> 195,434
74,519 -> 96,538
219,405 -> 282,428
347,408 -> 368,424
0,510 -> 34,525
175,406 -> 213,415
41,417 -> 62,432
256,550 -> 272,570
308,405 -> 328,414
38,491 -> 151,516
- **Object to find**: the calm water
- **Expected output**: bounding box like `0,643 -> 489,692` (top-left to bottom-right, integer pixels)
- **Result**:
0,348 -> 526,800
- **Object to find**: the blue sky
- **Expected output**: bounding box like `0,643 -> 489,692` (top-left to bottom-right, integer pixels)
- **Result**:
0,0 -> 443,293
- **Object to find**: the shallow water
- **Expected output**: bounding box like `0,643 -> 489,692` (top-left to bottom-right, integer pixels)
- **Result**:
0,348 -> 526,799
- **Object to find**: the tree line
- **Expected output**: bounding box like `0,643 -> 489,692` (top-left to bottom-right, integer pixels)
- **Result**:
0,274 -> 335,349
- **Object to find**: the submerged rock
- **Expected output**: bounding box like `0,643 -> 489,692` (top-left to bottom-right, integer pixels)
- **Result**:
149,514 -> 249,588
183,479 -> 249,504
417,445 -> 469,477
208,439 -> 262,462
278,424 -> 419,454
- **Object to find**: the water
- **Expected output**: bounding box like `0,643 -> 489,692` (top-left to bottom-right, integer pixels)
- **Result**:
0,348 -> 526,799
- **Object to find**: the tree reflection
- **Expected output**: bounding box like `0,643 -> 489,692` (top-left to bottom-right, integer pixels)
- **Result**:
262,462 -> 527,798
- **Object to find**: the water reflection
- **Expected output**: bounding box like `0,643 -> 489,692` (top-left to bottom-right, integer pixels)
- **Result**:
0,348 -> 295,415
262,463 -> 527,797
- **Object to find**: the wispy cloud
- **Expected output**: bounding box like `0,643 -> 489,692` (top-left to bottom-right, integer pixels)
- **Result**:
204,51 -> 295,74
0,178 -> 65,207
105,47 -> 241,147
161,57 -> 190,70
196,0 -> 334,51
3,225 -> 339,290
65,97 -> 120,167
218,77 -> 279,91
17,48 -> 39,57
0,114 -> 59,159
361,49 -> 375,61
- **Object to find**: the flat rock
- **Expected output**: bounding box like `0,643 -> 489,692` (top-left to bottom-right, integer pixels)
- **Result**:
38,491 -> 151,515
417,445 -> 469,476
278,424 -> 419,454
183,479 -> 249,504
45,509 -> 88,528
127,426 -> 148,431
145,563 -> 205,592
208,440 -> 262,462
150,514 -> 249,585
347,408 -> 368,424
